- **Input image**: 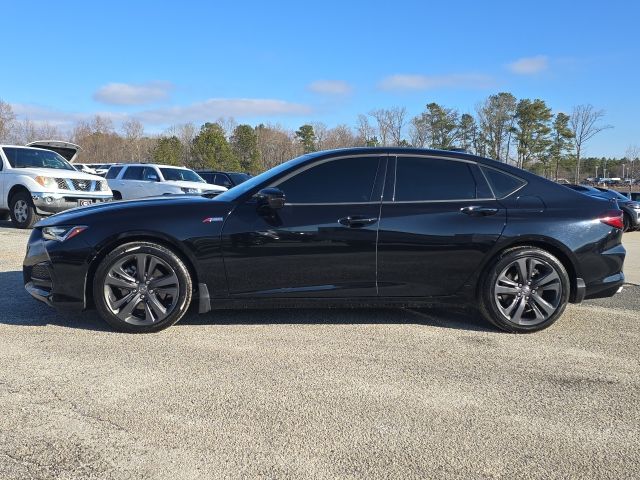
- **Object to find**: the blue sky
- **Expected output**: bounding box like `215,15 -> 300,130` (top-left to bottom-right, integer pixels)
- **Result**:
1,0 -> 638,157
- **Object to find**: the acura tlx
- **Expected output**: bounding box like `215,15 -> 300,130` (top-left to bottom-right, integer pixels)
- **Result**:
23,148 -> 625,333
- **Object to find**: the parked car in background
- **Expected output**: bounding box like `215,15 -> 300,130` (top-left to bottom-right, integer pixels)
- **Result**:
564,184 -> 640,231
83,163 -> 119,176
24,148 -> 625,334
0,141 -> 112,228
196,170 -> 252,189
73,163 -> 97,174
106,164 -> 226,200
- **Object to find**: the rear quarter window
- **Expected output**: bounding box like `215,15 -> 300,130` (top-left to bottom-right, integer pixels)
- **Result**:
481,167 -> 526,199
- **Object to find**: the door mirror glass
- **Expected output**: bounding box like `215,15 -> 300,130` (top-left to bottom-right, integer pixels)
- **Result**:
255,188 -> 285,210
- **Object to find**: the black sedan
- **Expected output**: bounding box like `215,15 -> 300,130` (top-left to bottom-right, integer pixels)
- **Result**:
196,170 -> 251,189
23,148 -> 626,333
564,184 -> 640,231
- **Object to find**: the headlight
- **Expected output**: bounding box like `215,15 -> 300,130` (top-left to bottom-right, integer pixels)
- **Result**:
181,187 -> 201,194
34,176 -> 58,189
42,225 -> 88,242
98,180 -> 109,191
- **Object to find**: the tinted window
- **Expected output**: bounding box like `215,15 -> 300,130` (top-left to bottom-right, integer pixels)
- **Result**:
2,147 -> 75,171
277,157 -> 379,203
122,166 -> 144,180
199,172 -> 214,183
481,167 -> 526,198
395,157 -> 477,201
160,168 -> 204,183
214,174 -> 233,188
143,167 -> 160,181
106,166 -> 123,179
229,173 -> 251,184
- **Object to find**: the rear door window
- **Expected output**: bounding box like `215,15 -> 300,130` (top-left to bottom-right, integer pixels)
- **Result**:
394,157 -> 478,201
122,166 -> 144,180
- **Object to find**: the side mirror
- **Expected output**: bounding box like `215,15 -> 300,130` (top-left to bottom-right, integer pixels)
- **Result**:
255,187 -> 285,210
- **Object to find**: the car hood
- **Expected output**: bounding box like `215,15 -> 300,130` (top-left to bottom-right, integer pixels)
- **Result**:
35,195 -> 234,227
11,167 -> 104,182
163,180 -> 227,191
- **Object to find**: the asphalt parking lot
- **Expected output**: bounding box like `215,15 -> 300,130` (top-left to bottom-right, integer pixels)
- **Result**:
1,222 -> 639,479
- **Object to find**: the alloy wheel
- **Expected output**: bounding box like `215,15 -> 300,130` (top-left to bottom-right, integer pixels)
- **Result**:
103,253 -> 180,325
14,200 -> 28,223
494,256 -> 563,326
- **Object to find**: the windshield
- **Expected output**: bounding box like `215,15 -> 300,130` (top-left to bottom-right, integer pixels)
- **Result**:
214,154 -> 311,202
3,147 -> 75,171
160,168 -> 205,183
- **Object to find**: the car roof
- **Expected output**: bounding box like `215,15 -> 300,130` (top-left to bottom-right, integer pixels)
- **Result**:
120,163 -> 190,169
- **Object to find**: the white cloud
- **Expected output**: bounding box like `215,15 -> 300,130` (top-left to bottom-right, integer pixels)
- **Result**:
10,97 -> 312,131
378,73 -> 494,91
307,80 -> 352,95
93,81 -> 174,105
507,55 -> 549,75
138,98 -> 312,124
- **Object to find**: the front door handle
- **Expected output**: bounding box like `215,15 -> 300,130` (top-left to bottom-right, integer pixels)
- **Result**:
460,206 -> 499,216
338,216 -> 378,227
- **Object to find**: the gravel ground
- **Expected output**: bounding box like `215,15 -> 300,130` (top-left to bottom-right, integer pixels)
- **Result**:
1,223 -> 639,479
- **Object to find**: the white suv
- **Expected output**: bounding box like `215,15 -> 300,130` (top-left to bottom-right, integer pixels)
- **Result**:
106,164 -> 226,200
0,141 -> 113,228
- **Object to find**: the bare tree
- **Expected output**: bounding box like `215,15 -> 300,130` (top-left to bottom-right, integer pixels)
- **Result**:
570,104 -> 612,182
0,99 -> 16,143
122,119 -> 144,162
409,115 -> 429,147
625,144 -> 639,184
369,109 -> 391,146
356,114 -> 376,146
310,122 -> 328,150
387,106 -> 407,146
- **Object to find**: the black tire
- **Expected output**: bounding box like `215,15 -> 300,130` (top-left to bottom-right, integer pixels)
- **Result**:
112,191 -> 122,200
623,213 -> 631,232
478,247 -> 570,333
93,242 -> 193,333
9,191 -> 41,229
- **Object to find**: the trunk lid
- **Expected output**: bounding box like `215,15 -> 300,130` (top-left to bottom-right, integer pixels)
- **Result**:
26,140 -> 81,163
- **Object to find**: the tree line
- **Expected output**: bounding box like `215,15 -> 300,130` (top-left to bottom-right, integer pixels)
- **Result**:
0,95 -> 637,181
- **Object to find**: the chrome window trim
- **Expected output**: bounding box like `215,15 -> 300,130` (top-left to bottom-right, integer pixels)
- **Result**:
268,152 -> 522,206
382,197 -> 496,205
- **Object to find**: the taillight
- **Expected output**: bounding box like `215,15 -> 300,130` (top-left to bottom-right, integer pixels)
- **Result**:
599,210 -> 624,229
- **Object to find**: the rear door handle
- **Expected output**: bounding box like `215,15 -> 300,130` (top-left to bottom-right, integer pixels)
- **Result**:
460,206 -> 499,216
338,216 -> 378,227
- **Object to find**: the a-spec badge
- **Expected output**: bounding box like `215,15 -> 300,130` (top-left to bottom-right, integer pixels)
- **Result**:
202,217 -> 224,223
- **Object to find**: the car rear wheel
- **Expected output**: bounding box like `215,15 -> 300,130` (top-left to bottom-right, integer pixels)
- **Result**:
479,247 -> 570,333
93,242 -> 192,333
9,191 -> 41,229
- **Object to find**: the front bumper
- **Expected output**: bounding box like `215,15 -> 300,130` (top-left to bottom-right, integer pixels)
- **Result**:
31,192 -> 113,215
23,228 -> 91,311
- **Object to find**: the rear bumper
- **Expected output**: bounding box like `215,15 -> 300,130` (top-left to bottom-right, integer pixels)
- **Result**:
584,272 -> 626,300
31,192 -> 112,215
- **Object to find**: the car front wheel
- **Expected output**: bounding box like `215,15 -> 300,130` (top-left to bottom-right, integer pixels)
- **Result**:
479,247 -> 570,333
93,242 -> 193,333
9,191 -> 41,229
